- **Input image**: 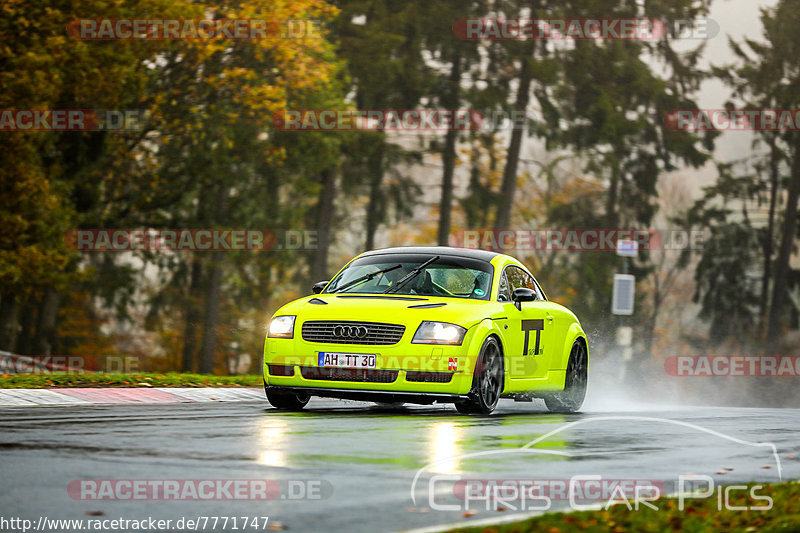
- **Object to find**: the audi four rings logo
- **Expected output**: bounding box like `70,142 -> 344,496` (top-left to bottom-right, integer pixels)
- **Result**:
334,325 -> 369,338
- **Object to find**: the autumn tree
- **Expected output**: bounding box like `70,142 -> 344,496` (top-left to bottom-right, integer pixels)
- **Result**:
715,0 -> 800,351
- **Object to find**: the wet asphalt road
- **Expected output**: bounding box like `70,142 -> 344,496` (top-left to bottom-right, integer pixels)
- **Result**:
0,393 -> 799,533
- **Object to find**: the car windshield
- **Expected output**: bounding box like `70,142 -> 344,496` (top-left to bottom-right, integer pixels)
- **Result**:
323,254 -> 493,300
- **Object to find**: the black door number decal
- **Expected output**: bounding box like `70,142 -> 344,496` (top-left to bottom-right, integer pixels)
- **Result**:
522,319 -> 544,356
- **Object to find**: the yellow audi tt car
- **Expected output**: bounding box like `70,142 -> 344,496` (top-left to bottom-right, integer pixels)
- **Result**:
263,246 -> 588,414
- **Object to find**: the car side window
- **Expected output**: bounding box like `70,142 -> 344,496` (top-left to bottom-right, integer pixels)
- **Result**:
505,266 -> 526,292
498,271 -> 512,301
505,266 -> 543,301
531,278 -> 546,301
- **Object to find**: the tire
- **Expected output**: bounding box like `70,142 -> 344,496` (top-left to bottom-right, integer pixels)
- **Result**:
265,385 -> 310,411
455,337 -> 504,415
544,340 -> 588,413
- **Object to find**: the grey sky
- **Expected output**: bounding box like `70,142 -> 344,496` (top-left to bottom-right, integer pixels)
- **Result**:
660,0 -> 779,197
700,0 -> 778,161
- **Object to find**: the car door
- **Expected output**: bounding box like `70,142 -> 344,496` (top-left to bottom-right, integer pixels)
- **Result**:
496,268 -> 524,382
502,265 -> 551,381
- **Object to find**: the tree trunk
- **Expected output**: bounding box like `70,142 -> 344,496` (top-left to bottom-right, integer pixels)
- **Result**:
311,167 -> 337,283
181,256 -> 203,372
0,293 -> 19,352
16,296 -> 36,355
465,136 -> 482,229
766,140 -> 800,351
197,181 -> 228,374
33,289 -> 59,356
464,133 -> 496,230
181,180 -> 214,373
760,138 -> 780,327
495,54 -> 533,231
606,176 -> 619,226
605,156 -> 621,227
198,253 -> 223,374
365,138 -> 385,249
645,285 -> 662,355
437,53 -> 462,246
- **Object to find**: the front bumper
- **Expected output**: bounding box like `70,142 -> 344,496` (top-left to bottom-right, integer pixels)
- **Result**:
264,337 -> 477,396
265,385 -> 470,405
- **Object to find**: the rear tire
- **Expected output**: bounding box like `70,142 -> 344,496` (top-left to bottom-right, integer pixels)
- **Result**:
455,337 -> 504,415
265,386 -> 310,411
544,340 -> 587,413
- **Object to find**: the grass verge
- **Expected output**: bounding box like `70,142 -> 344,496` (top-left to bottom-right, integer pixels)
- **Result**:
448,482 -> 800,533
0,372 -> 263,388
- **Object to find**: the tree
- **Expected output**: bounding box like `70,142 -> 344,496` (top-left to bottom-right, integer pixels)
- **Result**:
491,0 -> 559,231
683,173 -> 762,344
0,0 -> 172,352
142,0 -> 343,371
0,0 -> 346,374
332,0 -> 433,249
715,0 -> 800,350
547,0 -> 715,228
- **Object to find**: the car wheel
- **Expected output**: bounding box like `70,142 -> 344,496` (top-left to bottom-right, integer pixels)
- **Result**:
455,337 -> 503,415
265,386 -> 310,411
544,340 -> 587,413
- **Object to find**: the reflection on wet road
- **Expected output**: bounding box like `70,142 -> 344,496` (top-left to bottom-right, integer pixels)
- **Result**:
0,398 -> 798,532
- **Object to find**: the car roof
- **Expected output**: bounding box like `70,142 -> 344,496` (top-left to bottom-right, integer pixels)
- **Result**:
359,246 -> 502,262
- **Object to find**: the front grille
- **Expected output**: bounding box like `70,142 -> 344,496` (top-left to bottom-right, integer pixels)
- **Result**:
301,321 -> 405,345
300,366 -> 398,383
405,371 -> 454,383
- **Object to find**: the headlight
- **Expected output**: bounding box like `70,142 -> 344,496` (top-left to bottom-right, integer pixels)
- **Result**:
268,316 -> 296,338
412,321 -> 467,345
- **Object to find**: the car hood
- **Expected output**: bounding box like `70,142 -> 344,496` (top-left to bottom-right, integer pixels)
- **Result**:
274,294 -> 497,329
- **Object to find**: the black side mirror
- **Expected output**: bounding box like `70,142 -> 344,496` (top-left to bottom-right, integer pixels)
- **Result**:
312,280 -> 330,294
512,288 -> 537,310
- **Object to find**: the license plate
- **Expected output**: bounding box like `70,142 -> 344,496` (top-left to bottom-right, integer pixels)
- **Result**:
318,352 -> 376,369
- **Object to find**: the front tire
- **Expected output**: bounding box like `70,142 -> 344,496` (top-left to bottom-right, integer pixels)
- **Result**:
455,337 -> 504,415
265,386 -> 310,411
544,340 -> 587,413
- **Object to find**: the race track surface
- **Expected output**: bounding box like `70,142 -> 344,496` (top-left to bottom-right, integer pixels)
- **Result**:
1,395 -> 798,532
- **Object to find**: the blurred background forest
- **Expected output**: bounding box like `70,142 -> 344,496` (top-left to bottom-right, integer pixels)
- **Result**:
1,0 -> 799,403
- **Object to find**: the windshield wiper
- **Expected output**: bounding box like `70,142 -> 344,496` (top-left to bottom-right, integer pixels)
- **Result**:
384,256 -> 439,294
329,264 -> 402,293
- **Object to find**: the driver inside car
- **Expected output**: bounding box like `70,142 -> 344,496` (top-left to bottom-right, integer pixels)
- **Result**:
381,265 -> 409,290
381,265 -> 435,295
